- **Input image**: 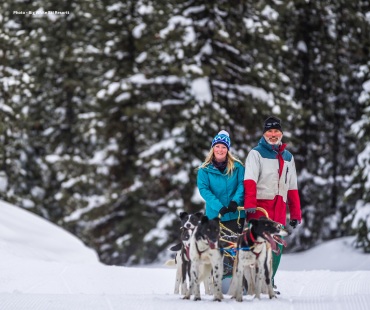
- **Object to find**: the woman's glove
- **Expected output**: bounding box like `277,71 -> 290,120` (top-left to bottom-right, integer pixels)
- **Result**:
219,207 -> 229,216
228,201 -> 238,213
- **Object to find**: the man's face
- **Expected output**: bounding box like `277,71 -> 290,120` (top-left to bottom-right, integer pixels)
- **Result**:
264,129 -> 283,145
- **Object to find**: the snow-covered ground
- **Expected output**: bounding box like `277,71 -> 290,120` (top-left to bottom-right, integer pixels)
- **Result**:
1,200 -> 370,310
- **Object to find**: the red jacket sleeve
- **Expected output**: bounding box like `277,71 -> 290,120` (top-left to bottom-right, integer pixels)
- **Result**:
244,179 -> 257,209
287,189 -> 301,222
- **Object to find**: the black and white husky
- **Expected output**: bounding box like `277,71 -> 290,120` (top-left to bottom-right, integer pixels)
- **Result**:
228,217 -> 288,301
184,216 -> 224,301
168,212 -> 204,295
180,211 -> 203,231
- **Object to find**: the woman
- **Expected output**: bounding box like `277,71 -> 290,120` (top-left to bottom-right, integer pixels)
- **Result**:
197,130 -> 245,283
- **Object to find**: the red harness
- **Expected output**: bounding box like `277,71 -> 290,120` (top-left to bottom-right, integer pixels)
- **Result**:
184,245 -> 191,261
243,229 -> 264,258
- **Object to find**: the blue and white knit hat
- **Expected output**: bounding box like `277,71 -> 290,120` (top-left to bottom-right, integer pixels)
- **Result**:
211,130 -> 231,150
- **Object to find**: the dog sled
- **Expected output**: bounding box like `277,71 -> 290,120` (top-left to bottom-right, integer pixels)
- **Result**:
219,206 -> 269,279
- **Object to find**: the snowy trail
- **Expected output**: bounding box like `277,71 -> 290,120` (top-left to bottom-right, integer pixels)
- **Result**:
1,200 -> 370,310
1,263 -> 370,310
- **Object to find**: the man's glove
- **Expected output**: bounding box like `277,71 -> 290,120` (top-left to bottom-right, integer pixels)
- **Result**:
245,208 -> 256,214
228,201 -> 238,213
290,219 -> 299,229
219,207 -> 228,216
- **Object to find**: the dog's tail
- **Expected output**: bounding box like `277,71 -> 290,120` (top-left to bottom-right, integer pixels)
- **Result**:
164,259 -> 176,267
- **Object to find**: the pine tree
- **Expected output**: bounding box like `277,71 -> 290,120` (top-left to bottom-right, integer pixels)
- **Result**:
343,0 -> 370,251
0,2 -> 38,211
64,0 -> 189,264
1,1 -> 108,224
345,101 -> 370,252
278,0 -> 369,251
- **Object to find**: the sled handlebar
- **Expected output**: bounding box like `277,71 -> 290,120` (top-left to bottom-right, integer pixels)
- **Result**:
239,206 -> 269,218
218,206 -> 269,218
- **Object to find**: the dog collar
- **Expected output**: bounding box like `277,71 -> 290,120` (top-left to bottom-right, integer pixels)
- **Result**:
243,229 -> 256,244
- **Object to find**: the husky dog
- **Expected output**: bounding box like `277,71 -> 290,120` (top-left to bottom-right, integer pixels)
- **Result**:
169,212 -> 204,295
184,216 -> 223,301
228,217 -> 288,301
180,211 -> 203,231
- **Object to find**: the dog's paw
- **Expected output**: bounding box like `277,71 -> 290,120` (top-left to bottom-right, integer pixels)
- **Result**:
193,296 -> 201,301
270,291 -> 279,298
182,295 -> 190,300
213,294 -> 223,302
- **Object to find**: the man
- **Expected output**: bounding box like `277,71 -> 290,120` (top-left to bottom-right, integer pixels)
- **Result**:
244,116 -> 302,289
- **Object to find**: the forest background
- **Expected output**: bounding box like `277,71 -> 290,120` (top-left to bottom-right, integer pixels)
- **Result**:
0,0 -> 370,266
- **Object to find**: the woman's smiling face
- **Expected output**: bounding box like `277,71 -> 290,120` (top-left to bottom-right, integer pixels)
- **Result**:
213,144 -> 228,162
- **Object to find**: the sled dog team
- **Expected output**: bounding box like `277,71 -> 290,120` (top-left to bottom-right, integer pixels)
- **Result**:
169,211 -> 288,301
169,116 -> 302,301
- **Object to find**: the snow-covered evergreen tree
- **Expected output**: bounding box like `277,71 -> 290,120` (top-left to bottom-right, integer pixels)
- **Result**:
277,0 -> 369,251
345,72 -> 370,252
0,1 -> 38,213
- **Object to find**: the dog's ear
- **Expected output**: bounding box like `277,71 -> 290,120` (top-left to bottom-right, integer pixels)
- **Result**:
194,211 -> 203,219
169,243 -> 182,251
180,211 -> 188,219
201,215 -> 209,224
212,217 -> 220,223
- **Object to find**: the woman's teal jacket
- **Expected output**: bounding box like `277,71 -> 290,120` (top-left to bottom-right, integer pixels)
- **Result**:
197,161 -> 245,221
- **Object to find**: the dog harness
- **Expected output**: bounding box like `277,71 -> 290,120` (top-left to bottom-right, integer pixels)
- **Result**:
242,229 -> 264,258
184,245 -> 190,261
195,241 -> 208,258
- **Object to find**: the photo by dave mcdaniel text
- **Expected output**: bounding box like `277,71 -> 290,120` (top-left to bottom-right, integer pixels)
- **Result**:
13,11 -> 70,15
